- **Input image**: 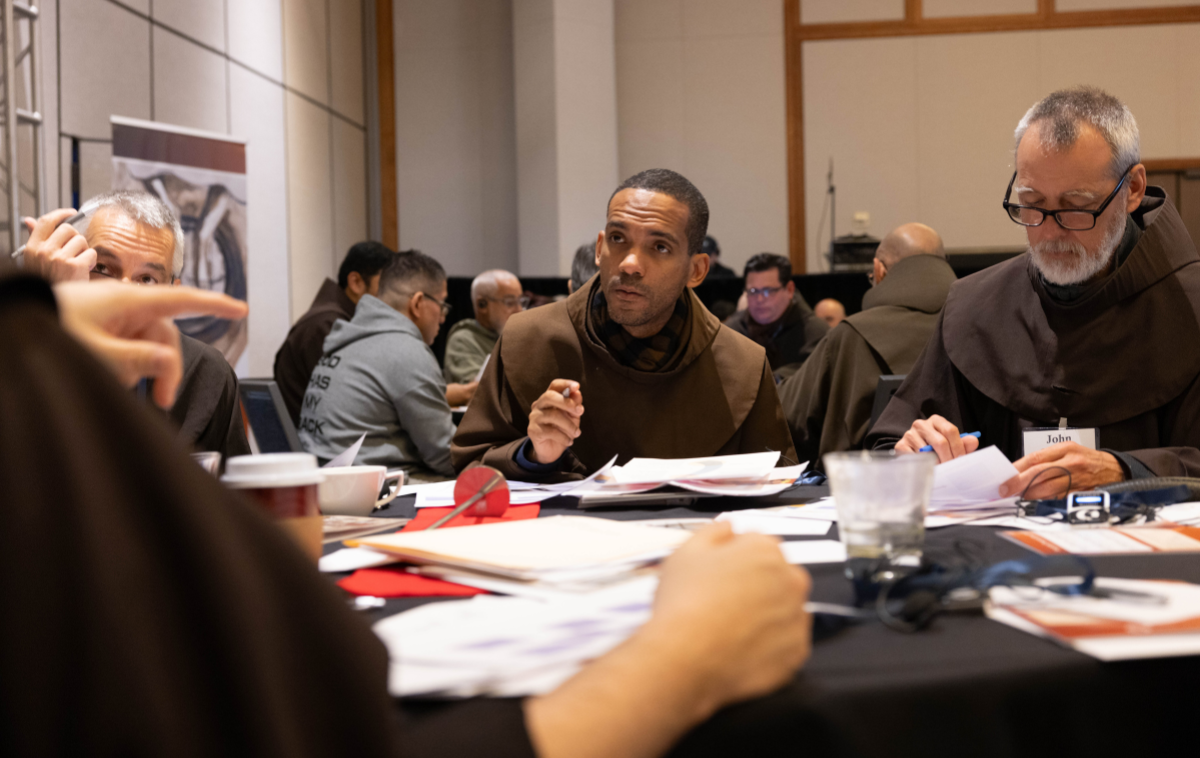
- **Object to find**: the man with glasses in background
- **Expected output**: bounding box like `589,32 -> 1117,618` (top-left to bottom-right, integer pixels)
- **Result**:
724,252 -> 828,381
443,269 -> 528,390
298,251 -> 457,480
869,86 -> 1200,500
18,191 -> 250,465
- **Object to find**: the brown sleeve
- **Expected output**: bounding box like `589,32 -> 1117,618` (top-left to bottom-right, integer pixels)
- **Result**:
865,311 -> 968,450
730,354 -> 799,464
779,325 -> 885,466
450,335 -> 587,481
274,312 -> 339,425
1125,448 -> 1200,477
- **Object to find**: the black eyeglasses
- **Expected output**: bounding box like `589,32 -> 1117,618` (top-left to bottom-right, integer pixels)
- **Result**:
1002,165 -> 1134,231
421,292 -> 452,317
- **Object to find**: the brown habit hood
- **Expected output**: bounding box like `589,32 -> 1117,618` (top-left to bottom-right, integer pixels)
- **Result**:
779,254 -> 955,464
452,277 -> 797,480
869,189 -> 1200,476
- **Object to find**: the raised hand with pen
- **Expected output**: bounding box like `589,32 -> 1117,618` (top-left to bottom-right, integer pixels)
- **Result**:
527,379 -> 584,464
18,208 -> 96,283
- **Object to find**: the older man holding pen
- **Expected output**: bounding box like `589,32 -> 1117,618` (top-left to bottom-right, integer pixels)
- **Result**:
452,168 -> 796,480
870,87 -> 1200,500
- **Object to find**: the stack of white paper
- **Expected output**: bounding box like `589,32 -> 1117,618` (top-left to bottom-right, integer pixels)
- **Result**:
350,516 -> 692,584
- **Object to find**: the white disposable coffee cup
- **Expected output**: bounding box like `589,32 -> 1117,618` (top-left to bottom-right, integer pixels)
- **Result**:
318,466 -> 405,516
222,453 -> 326,561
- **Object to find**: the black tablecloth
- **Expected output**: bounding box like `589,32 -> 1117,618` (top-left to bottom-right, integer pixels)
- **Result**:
332,487 -> 1200,757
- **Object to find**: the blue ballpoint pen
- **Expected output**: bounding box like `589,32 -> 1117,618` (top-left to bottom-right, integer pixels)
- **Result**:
919,431 -> 980,453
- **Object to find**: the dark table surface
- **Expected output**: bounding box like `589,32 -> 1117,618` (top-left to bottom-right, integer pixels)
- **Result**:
328,486 -> 1200,757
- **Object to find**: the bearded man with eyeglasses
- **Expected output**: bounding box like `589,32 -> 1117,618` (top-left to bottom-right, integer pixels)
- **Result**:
869,86 -> 1200,500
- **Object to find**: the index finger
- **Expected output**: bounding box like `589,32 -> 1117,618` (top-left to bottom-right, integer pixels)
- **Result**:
121,287 -> 249,322
26,208 -> 80,244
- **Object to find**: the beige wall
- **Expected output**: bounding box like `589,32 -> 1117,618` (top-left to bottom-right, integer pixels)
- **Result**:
393,0 -> 519,277
614,0 -> 789,276
802,23 -> 1200,272
38,0 -> 369,376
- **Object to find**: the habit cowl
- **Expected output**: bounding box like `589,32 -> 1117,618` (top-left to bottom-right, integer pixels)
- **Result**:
779,254 -> 956,465
868,189 -> 1200,477
451,278 -> 797,480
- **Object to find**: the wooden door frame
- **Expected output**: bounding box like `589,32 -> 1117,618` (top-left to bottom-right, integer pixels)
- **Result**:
784,0 -> 1200,272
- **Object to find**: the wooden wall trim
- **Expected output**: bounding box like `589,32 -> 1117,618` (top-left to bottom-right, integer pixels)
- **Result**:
784,0 -> 1200,268
796,5 -> 1200,41
1143,158 -> 1200,173
784,0 -> 805,273
375,0 -> 399,250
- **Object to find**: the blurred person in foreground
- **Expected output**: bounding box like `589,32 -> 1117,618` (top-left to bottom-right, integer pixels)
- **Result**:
18,190 -> 250,463
869,86 -> 1200,499
0,258 -> 813,758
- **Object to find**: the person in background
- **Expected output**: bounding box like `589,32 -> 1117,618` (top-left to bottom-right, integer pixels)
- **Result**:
298,251 -> 456,480
19,190 -> 250,464
814,298 -> 845,328
273,241 -> 395,425
780,223 -> 955,465
569,240 -> 599,294
870,86 -> 1200,499
443,269 -> 527,387
454,168 -> 796,481
724,253 -> 828,381
702,235 -> 736,278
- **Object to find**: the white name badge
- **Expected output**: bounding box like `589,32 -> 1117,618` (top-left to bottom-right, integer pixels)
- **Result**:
1022,427 -> 1098,457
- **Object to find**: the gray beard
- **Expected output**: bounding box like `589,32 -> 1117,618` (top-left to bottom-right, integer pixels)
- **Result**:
1029,211 -> 1126,286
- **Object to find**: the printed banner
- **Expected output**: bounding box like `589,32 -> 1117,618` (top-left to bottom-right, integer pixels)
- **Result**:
110,116 -> 249,375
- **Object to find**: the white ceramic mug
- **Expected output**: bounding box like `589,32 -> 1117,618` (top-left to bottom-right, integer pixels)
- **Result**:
318,466 -> 405,516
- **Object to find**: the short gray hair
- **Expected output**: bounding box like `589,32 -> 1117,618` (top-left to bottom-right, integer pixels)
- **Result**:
1014,86 -> 1140,179
470,269 -> 518,303
80,191 -> 186,277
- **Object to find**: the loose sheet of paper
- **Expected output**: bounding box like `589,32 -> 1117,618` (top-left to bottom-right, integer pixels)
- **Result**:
930,446 -> 1018,509
323,433 -> 367,468
779,540 -> 847,564
716,510 -> 831,536
607,451 -> 780,486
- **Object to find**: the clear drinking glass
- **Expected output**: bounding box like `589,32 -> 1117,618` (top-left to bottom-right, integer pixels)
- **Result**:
823,451 -> 936,576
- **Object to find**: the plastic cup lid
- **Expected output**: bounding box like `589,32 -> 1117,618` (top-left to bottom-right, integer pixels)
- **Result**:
220,453 -> 325,489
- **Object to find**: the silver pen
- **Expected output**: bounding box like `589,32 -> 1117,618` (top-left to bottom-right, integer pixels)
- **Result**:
9,210 -> 87,260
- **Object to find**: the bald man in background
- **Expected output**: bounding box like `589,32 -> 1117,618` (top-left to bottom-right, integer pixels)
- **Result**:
443,269 -> 526,386
779,223 -> 956,466
814,299 -> 845,328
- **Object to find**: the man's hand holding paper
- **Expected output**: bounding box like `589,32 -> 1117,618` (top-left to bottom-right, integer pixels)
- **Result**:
999,441 -> 1125,499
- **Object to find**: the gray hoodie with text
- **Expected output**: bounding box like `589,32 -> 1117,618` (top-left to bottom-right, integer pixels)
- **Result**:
297,294 -> 455,476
